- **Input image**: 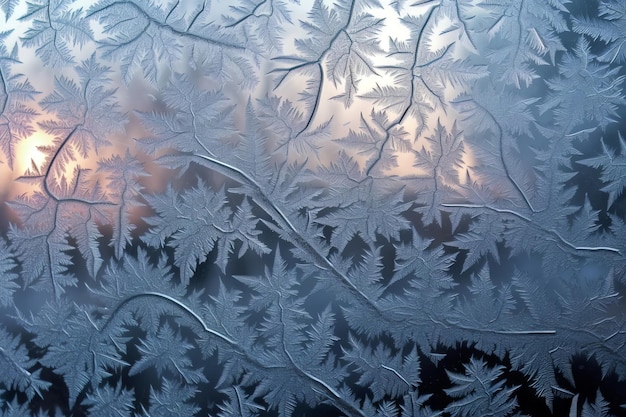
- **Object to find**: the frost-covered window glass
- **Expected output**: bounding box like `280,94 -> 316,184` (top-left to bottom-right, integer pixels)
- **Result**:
1,0 -> 625,416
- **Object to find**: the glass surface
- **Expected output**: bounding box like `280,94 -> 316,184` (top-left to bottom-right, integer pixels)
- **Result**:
0,0 -> 625,416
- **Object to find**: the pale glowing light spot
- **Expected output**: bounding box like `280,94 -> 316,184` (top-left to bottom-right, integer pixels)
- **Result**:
458,147 -> 477,185
15,131 -> 52,176
426,16 -> 459,55
390,152 -> 419,177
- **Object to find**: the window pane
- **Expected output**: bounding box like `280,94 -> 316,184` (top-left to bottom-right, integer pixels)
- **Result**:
1,0 -> 625,416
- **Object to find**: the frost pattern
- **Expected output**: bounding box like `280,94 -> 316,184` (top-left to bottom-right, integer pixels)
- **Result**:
1,0 -> 626,416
